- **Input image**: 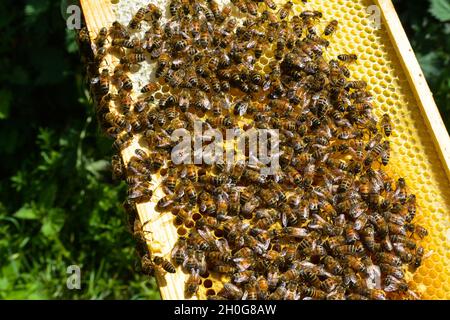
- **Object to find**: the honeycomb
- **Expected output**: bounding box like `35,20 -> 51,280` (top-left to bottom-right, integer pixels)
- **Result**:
80,0 -> 450,299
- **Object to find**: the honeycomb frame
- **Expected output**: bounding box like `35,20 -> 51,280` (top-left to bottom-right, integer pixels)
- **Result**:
80,0 -> 450,300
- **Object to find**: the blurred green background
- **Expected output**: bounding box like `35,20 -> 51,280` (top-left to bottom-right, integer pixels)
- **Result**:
0,0 -> 448,299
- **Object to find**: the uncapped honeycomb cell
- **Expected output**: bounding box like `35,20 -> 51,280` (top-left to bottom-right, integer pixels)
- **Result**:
99,0 -> 450,299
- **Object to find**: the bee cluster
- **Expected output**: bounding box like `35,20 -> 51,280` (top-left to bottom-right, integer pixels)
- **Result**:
82,0 -> 429,300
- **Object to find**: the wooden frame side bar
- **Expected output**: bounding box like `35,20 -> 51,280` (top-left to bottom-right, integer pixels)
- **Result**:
376,0 -> 450,181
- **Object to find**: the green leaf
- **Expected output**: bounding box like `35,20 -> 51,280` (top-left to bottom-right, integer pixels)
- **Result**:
10,66 -> 30,85
14,206 -> 38,220
0,278 -> 9,291
417,52 -> 441,77
66,29 -> 79,54
41,209 -> 65,238
429,0 -> 450,22
0,90 -> 12,120
86,160 -> 110,178
39,183 -> 57,208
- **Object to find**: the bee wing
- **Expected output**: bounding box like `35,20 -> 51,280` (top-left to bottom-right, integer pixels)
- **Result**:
281,211 -> 288,228
90,77 -> 100,85
258,238 -> 271,251
197,227 -> 216,246
349,203 -> 365,218
365,265 -> 381,289
233,258 -> 252,272
216,238 -> 230,252
407,290 -> 420,300
423,249 -> 434,260
170,244 -> 179,261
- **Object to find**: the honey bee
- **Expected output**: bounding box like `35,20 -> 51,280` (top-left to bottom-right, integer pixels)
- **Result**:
173,35 -> 191,51
132,218 -> 151,247
381,113 -> 392,137
411,246 -> 426,269
282,281 -> 298,300
128,181 -> 153,203
95,27 -> 108,48
157,193 -> 174,209
364,142 -> 384,166
322,256 -> 343,276
376,252 -> 402,267
345,80 -> 367,90
384,275 -> 417,299
335,243 -> 364,255
233,97 -> 250,116
230,0 -> 247,14
194,91 -> 211,112
394,178 -> 408,205
406,223 -> 428,239
301,286 -> 327,299
228,188 -> 241,215
264,0 -> 277,10
198,191 -> 216,215
114,69 -> 133,91
171,236 -> 188,266
129,7 -> 147,29
337,177 -> 353,193
141,254 -> 155,276
269,282 -> 287,300
165,70 -> 185,89
147,3 -> 162,20
338,53 -> 358,63
111,37 -> 136,50
112,132 -> 133,151
169,0 -> 181,16
92,46 -> 108,68
140,82 -> 159,94
221,282 -> 244,300
344,223 -> 360,244
185,269 -> 200,297
300,10 -> 323,19
246,1 -> 258,16
181,165 -> 198,182
380,140 -> 390,165
111,155 -> 125,181
153,255 -> 176,273
207,0 -> 220,19
110,21 -> 130,40
324,19 -> 338,36
207,250 -> 232,264
379,263 -> 404,279
233,270 -> 255,284
97,68 -> 110,96
78,26 -> 91,45
120,53 -> 146,68
219,6 -> 232,24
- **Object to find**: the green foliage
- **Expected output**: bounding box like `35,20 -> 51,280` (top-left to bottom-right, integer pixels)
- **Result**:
429,0 -> 450,22
394,0 -> 450,130
0,0 -> 159,299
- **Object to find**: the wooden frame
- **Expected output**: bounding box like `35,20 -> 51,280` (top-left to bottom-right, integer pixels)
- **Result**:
79,0 -> 450,300
374,0 -> 450,181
